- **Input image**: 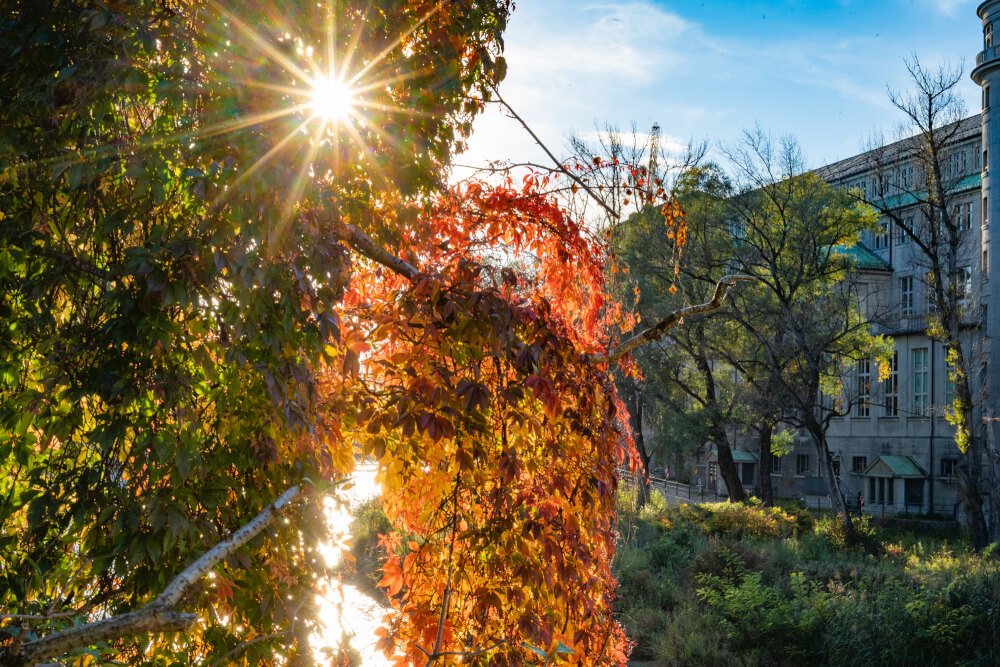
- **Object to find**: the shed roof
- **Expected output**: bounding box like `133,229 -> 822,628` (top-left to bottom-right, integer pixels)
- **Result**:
833,241 -> 892,272
863,455 -> 927,478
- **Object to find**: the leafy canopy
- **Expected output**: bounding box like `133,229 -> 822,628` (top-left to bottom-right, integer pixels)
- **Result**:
1,1 -> 638,664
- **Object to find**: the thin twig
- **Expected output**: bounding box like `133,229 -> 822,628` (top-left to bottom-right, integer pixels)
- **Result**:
491,87 -> 619,220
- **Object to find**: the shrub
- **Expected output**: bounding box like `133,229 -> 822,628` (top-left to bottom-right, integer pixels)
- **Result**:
677,501 -> 803,539
349,496 -> 391,590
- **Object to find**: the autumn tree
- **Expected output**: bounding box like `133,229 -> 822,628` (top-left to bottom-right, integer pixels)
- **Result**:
858,58 -> 991,548
0,1 -> 739,664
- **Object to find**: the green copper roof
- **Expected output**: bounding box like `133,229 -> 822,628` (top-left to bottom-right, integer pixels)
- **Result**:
873,172 -> 982,210
864,455 -> 927,478
833,242 -> 892,272
710,447 -> 758,463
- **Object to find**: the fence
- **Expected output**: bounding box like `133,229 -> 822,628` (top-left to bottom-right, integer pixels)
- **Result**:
620,470 -> 961,520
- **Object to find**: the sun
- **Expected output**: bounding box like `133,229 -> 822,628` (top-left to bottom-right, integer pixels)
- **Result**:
309,75 -> 356,123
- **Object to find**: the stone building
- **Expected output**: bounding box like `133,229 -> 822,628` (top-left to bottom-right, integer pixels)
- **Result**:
758,2 -> 1000,516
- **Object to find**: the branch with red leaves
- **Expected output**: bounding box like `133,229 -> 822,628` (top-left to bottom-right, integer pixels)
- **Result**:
1,487 -> 300,666
330,216 -> 752,366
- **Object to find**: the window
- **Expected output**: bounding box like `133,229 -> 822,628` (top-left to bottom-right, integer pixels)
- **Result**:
874,222 -> 889,250
945,358 -> 956,407
708,463 -> 717,487
988,21 -> 994,48
883,351 -> 899,417
897,216 -> 911,244
957,266 -> 973,305
913,347 -> 929,416
832,460 -> 841,479
941,457 -> 958,477
852,456 -> 868,474
987,85 -> 993,111
855,358 -> 871,417
985,196 -> 990,227
796,454 -> 810,476
772,457 -> 782,474
985,249 -> 990,278
899,276 -> 914,315
985,149 -> 989,174
951,203 -> 970,229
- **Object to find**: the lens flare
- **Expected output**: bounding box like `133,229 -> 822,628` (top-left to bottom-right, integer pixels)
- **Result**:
310,75 -> 356,123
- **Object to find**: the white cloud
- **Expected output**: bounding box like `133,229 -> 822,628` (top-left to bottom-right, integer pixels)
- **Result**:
504,2 -> 693,86
924,0 -> 975,16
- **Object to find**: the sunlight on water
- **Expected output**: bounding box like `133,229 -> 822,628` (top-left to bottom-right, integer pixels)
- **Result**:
312,464 -> 392,666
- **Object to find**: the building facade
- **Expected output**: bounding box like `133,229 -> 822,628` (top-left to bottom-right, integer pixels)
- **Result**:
757,2 -> 1000,516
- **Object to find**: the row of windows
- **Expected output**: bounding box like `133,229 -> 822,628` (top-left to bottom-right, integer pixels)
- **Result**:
897,268 -> 977,316
873,200 -> 986,250
850,149 -> 980,200
771,454 -> 959,477
846,348 -> 966,419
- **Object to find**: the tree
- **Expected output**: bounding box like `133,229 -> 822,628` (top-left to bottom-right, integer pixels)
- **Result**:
613,165 -> 752,503
724,132 -> 887,542
0,2 -> 740,664
858,58 -> 991,548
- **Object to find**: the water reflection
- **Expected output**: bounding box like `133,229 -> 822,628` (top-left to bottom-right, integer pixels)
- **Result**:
312,463 -> 392,666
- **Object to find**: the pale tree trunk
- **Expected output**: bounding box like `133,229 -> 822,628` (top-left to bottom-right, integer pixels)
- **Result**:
949,344 -> 990,548
757,424 -> 774,506
803,415 -> 857,543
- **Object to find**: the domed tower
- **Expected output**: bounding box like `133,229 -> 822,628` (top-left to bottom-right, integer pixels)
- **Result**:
973,1 -> 999,379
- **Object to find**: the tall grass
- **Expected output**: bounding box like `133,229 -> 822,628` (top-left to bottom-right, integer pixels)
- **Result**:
614,489 -> 1000,666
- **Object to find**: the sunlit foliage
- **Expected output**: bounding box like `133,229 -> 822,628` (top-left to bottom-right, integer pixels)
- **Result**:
0,1 -> 639,664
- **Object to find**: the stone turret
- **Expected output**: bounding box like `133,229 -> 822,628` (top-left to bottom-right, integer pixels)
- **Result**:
973,1 -> 999,395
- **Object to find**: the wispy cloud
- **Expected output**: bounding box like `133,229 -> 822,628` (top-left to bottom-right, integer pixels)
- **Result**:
922,0 -> 975,16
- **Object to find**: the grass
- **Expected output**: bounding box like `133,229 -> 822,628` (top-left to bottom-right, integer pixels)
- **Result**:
614,488 -> 1000,666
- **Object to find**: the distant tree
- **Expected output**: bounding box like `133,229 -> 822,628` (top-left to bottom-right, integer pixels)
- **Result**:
612,165 -> 751,503
859,58 -> 991,548
724,131 -> 887,542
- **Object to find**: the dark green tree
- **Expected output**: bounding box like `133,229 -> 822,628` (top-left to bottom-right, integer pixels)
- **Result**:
0,1 -> 511,663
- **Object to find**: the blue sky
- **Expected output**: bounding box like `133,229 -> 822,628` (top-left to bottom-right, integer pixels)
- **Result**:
459,0 -> 984,172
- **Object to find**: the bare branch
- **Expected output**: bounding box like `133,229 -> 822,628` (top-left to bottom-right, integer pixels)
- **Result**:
332,222 -> 420,280
4,486 -> 300,666
593,275 -> 754,364
490,87 -> 619,220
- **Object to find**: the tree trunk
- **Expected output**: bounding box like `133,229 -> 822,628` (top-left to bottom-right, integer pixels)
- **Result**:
949,345 -> 990,548
715,439 -> 747,503
757,424 -> 774,506
959,440 -> 991,549
633,391 -> 652,510
985,414 -> 1000,547
803,416 -> 858,543
694,347 -> 746,503
624,380 -> 652,510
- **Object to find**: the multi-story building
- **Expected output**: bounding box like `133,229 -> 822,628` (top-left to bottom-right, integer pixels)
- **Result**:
705,2 -> 1000,517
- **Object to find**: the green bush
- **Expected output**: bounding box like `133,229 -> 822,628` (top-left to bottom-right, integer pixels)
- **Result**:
676,501 -> 804,539
349,496 -> 391,590
612,496 -> 1000,665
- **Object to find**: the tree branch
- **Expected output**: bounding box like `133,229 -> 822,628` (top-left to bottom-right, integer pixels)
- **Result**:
491,87 -> 620,221
593,275 -> 754,364
4,486 -> 300,666
332,222 -> 420,280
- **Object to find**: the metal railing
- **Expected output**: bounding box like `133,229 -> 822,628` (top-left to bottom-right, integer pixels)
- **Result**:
621,470 -> 961,520
977,46 -> 1000,67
